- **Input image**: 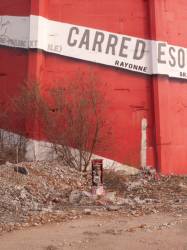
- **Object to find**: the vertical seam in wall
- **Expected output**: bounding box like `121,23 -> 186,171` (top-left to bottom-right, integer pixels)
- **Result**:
147,0 -> 159,172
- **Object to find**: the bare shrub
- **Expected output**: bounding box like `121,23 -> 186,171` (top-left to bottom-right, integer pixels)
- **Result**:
42,71 -> 108,172
0,71 -> 110,168
103,170 -> 128,194
8,81 -> 45,163
0,129 -> 27,164
0,83 -> 32,164
13,80 -> 43,122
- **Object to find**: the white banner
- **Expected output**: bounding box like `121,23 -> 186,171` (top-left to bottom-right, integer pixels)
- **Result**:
0,15 -> 187,79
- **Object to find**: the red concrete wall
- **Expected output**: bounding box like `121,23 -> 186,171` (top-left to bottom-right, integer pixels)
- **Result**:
0,0 -> 187,174
149,0 -> 187,174
30,0 -> 155,167
0,0 -> 30,133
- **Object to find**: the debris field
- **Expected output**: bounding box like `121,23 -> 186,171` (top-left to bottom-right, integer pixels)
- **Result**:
0,161 -> 186,234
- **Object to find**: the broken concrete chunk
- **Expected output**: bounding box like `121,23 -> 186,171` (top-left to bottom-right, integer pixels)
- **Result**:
14,166 -> 29,175
83,209 -> 92,215
106,205 -> 120,211
134,197 -> 146,205
79,192 -> 95,205
69,190 -> 82,204
178,182 -> 187,190
105,192 -> 116,203
127,181 -> 142,191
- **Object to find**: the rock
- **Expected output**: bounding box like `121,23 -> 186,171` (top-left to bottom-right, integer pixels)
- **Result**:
134,197 -> 146,205
79,192 -> 95,205
142,166 -> 156,175
14,166 -> 29,175
115,197 -> 127,205
127,181 -> 142,191
69,190 -> 82,204
82,191 -> 92,197
42,207 -> 53,213
32,201 -> 39,211
83,209 -> 92,215
179,182 -> 187,190
121,198 -> 135,206
175,198 -> 181,203
105,192 -> 116,203
106,205 -> 120,211
5,161 -> 13,167
46,245 -> 58,250
20,189 -> 27,199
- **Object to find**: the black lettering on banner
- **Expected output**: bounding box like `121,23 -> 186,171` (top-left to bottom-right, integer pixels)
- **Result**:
66,25 -> 187,77
143,67 -> 147,72
158,42 -> 167,64
125,62 -> 128,67
115,60 -> 119,66
133,39 -> 146,60
92,31 -> 105,52
114,59 -> 147,73
105,34 -> 118,55
181,72 -> 187,77
138,66 -> 143,71
133,64 -> 138,70
178,48 -> 185,68
119,37 -> 131,58
79,29 -> 90,50
169,46 -> 176,67
67,27 -> 79,46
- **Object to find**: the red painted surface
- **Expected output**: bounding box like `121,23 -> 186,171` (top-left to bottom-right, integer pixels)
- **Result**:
149,0 -> 187,175
0,0 -> 187,174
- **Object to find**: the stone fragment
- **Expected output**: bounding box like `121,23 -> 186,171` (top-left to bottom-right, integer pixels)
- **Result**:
79,192 -> 94,205
69,190 -> 82,204
179,182 -> 187,190
134,197 -> 146,205
105,192 -> 116,203
106,205 -> 120,211
83,209 -> 92,215
14,166 -> 29,175
127,181 -> 142,191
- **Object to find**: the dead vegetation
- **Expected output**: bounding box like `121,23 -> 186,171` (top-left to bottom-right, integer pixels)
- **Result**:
41,71 -> 109,172
103,170 -> 128,193
0,71 -> 110,171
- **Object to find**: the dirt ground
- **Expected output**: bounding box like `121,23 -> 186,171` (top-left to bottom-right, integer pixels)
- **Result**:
0,212 -> 187,250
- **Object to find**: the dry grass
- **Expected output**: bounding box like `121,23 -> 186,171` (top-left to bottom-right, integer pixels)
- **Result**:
103,170 -> 128,194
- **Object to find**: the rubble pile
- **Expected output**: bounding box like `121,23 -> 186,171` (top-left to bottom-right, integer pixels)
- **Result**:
0,161 -> 186,234
104,170 -> 187,215
0,161 -> 90,233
